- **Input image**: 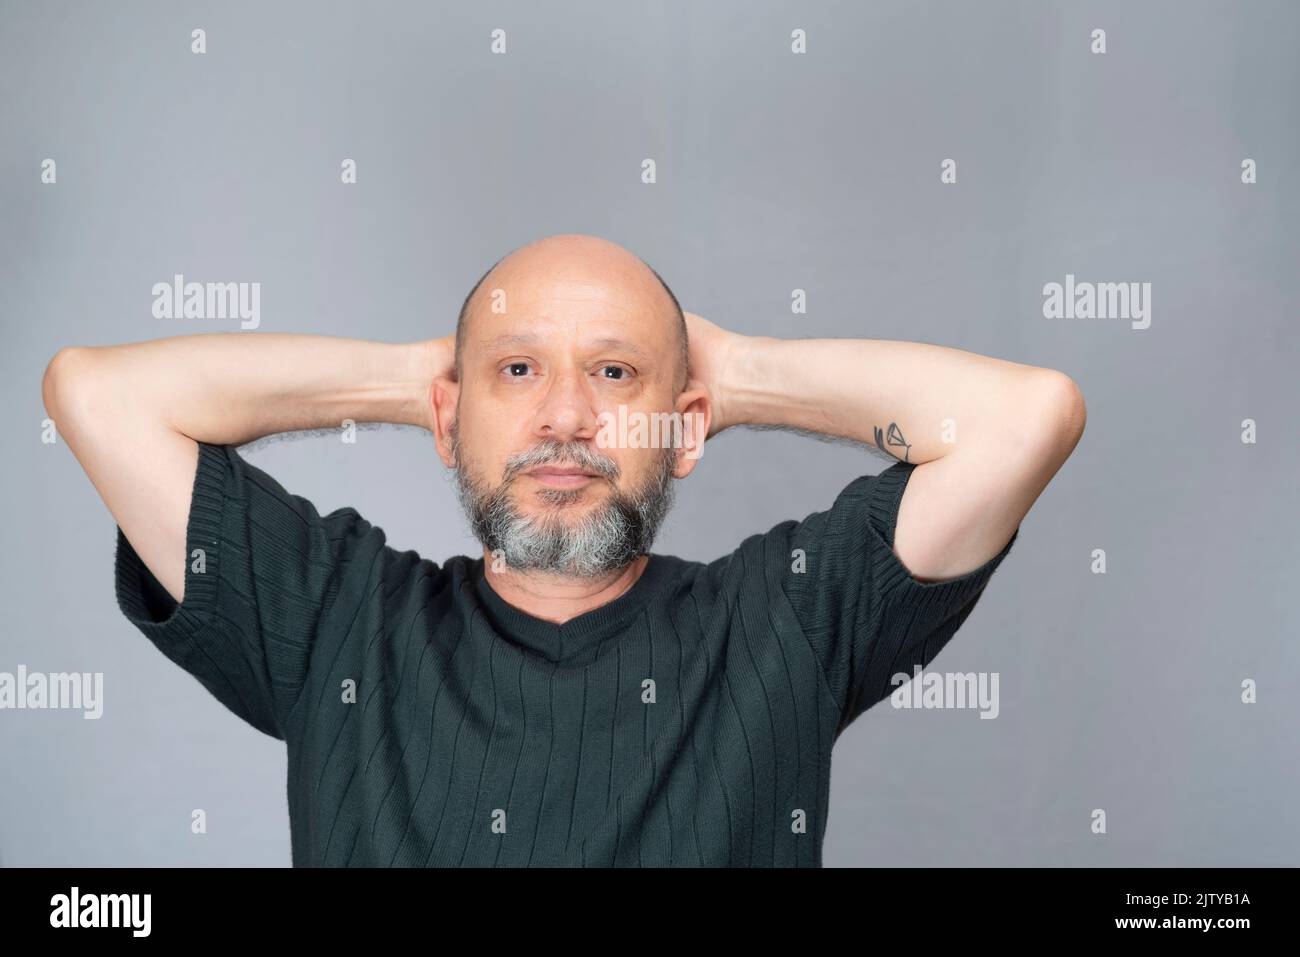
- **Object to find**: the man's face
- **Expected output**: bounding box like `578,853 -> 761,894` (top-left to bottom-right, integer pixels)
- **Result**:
437,248 -> 704,580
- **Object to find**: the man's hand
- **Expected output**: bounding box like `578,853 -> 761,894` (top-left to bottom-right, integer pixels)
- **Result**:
683,311 -> 749,440
416,334 -> 457,432
425,334 -> 456,382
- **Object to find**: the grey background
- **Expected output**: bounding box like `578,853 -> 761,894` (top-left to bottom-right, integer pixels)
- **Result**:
2,0 -> 1297,866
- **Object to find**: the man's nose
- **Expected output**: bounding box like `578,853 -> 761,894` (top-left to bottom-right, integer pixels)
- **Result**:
532,367 -> 599,442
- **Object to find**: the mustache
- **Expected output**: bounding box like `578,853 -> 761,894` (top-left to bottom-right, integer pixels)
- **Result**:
500,439 -> 621,484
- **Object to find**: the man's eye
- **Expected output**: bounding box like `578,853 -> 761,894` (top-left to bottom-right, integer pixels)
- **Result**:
505,362 -> 530,377
600,365 -> 627,380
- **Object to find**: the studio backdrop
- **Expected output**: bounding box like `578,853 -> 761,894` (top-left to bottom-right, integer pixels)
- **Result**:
1,0 -> 1296,866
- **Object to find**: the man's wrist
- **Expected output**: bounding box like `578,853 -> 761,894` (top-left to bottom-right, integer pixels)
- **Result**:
715,333 -> 773,431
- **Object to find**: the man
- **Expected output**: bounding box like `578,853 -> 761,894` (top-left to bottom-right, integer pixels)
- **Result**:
42,234 -> 1085,866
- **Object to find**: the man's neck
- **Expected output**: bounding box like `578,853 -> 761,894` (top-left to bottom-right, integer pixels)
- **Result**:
481,553 -> 650,625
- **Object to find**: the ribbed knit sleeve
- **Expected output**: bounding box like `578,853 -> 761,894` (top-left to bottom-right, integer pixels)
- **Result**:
778,461 -> 1018,735
114,441 -> 373,740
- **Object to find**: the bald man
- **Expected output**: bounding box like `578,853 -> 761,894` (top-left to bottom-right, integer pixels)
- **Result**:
41,234 -> 1085,867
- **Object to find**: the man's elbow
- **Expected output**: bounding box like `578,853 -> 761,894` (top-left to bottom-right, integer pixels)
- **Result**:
42,346 -> 100,426
1027,369 -> 1087,462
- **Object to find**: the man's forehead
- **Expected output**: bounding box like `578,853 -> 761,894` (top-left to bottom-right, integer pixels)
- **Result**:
479,330 -> 656,362
470,279 -> 672,351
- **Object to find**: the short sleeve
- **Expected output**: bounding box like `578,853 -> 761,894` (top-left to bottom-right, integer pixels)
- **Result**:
776,461 -> 1018,735
114,441 -> 375,739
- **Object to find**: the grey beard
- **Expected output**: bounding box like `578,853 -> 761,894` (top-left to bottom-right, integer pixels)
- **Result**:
450,430 -> 677,580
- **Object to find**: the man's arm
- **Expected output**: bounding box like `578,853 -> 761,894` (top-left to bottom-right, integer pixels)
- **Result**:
686,313 -> 1086,582
41,333 -> 451,604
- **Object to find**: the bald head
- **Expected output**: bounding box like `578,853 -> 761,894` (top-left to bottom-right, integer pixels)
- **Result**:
454,235 -> 689,393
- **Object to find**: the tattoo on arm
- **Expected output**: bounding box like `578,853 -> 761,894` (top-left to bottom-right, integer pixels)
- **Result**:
872,422 -> 911,463
732,421 -> 911,464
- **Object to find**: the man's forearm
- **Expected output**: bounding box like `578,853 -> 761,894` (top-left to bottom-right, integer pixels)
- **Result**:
719,335 -> 1071,464
51,333 -> 447,447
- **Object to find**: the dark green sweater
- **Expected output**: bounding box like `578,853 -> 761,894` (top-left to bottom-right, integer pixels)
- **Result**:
115,441 -> 1016,867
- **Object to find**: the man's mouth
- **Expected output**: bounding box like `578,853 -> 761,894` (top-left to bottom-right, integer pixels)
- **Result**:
524,466 -> 603,488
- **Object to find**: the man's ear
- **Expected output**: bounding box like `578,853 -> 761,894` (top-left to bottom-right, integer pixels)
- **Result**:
431,374 -> 460,469
672,379 -> 711,479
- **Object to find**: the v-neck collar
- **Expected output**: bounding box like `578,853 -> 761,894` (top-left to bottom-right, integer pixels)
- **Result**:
471,554 -> 675,663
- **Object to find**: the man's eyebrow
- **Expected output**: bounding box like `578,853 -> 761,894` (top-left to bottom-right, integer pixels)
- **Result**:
482,333 -> 545,352
588,336 -> 652,361
483,333 -> 653,362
